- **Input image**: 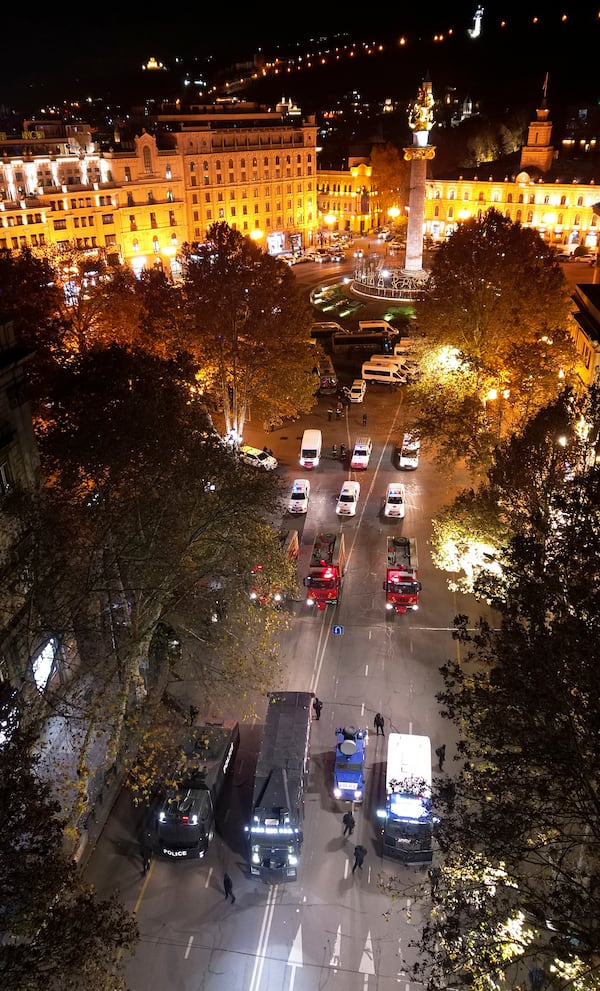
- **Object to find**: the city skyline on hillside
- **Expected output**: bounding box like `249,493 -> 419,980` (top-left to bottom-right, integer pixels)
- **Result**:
1,6 -> 597,116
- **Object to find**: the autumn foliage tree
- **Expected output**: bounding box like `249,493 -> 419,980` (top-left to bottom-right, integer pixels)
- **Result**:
0,703 -> 137,990
3,345 -> 293,830
409,210 -> 577,474
179,222 -> 318,437
398,389 -> 600,991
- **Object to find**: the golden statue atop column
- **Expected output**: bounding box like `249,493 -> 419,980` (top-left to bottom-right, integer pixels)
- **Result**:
403,78 -> 436,279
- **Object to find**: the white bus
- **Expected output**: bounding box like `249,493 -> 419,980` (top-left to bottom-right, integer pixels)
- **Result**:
377,732 -> 434,864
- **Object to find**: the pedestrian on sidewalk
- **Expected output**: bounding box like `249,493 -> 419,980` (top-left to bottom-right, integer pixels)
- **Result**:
342,811 -> 355,836
435,744 -> 446,771
352,844 -> 367,874
374,713 -> 385,736
313,697 -> 323,720
223,872 -> 236,903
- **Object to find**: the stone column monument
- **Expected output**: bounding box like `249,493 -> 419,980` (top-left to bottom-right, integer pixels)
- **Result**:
403,78 -> 436,281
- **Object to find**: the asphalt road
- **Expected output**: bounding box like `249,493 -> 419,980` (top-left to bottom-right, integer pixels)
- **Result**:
85,350 -> 496,990
84,246 -> 588,990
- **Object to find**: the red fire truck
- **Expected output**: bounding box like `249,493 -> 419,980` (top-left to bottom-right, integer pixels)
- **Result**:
303,531 -> 346,610
383,536 -> 422,614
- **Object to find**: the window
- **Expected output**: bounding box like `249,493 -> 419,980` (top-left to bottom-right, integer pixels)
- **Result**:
577,196 -> 584,207
102,214 -> 114,225
165,164 -> 172,179
169,210 -> 175,226
129,215 -> 137,231
150,212 -> 157,229
152,236 -> 160,253
167,189 -> 174,202
125,167 -> 131,182
148,190 -> 154,203
143,147 -> 152,175
127,192 -> 134,206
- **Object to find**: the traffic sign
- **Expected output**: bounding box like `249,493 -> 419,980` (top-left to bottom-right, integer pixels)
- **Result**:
332,625 -> 344,635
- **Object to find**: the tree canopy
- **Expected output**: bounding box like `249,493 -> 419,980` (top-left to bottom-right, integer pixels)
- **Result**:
396,389 -> 600,991
408,210 -> 577,474
0,702 -> 137,990
179,222 -> 318,437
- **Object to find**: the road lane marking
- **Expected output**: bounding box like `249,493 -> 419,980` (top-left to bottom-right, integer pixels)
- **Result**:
184,935 -> 194,959
249,884 -> 278,991
287,924 -> 303,988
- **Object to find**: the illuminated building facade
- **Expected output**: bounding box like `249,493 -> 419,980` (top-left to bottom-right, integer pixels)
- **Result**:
0,97 -> 598,274
0,104 -> 319,276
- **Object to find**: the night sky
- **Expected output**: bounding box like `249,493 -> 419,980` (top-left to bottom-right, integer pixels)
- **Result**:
0,4 -> 597,114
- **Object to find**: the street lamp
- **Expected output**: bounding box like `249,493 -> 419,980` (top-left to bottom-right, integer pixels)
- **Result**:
388,206 -> 400,227
323,212 -> 336,245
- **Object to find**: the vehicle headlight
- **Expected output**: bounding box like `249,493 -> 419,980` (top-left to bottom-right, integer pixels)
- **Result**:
385,602 -> 394,610
354,790 -> 362,801
307,598 -> 315,606
251,850 -> 261,865
190,815 -> 198,825
159,812 -> 166,823
250,592 -> 258,600
273,592 -> 282,603
334,788 -> 342,799
288,853 -> 298,866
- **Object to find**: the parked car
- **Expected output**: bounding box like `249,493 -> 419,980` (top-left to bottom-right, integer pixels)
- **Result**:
349,379 -> 367,403
384,482 -> 406,519
239,446 -> 278,470
336,480 -> 360,517
288,478 -> 310,514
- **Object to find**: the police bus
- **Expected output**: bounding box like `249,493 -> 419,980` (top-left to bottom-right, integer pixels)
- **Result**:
376,732 -> 434,864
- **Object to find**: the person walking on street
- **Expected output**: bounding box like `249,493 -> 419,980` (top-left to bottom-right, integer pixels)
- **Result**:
352,844 -> 367,874
223,872 -> 236,903
342,811 -> 355,836
336,404 -> 342,419
141,843 -> 152,875
435,744 -> 446,771
328,407 -> 333,421
313,697 -> 323,720
374,713 -> 385,736
362,412 -> 368,427
428,865 -> 441,900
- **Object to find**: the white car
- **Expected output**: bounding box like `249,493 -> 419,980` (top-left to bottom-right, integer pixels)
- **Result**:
350,437 -> 373,470
397,434 -> 420,470
384,482 -> 406,519
336,480 -> 360,516
239,445 -> 278,471
288,478 -> 310,514
349,379 -> 366,403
